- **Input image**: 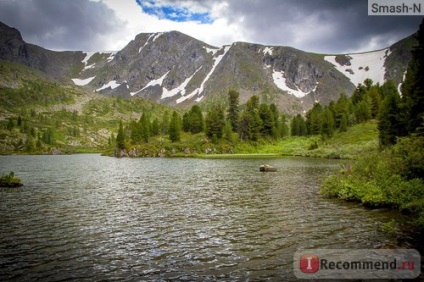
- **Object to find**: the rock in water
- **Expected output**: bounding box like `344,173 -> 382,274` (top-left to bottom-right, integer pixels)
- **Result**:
259,165 -> 277,172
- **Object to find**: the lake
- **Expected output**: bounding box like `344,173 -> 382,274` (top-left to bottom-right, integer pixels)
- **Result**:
0,155 -> 413,280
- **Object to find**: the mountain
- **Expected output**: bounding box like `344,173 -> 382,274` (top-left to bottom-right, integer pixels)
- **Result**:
0,21 -> 417,114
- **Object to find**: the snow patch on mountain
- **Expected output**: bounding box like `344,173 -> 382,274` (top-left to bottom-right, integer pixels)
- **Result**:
72,76 -> 96,86
130,71 -> 170,96
152,32 -> 163,42
162,67 -> 202,99
324,49 -> 390,86
262,47 -> 273,56
106,52 -> 116,62
96,80 -> 121,91
203,46 -> 219,56
82,52 -> 96,64
272,70 -> 314,98
139,34 -> 155,53
177,46 -> 230,104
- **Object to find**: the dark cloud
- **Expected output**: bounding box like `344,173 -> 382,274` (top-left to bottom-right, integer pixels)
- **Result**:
223,0 -> 423,53
0,0 -> 125,51
0,0 -> 422,54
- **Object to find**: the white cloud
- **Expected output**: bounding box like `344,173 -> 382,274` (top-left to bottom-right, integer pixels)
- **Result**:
98,0 -> 244,51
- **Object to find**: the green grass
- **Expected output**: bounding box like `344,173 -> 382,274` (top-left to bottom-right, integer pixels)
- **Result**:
227,121 -> 378,159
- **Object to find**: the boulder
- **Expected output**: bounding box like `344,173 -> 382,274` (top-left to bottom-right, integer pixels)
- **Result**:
259,165 -> 277,172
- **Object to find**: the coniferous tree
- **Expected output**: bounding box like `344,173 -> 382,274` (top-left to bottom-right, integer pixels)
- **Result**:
182,112 -> 190,132
151,118 -> 160,136
189,105 -> 204,133
306,103 -> 323,135
140,112 -> 150,143
161,111 -> 170,135
169,111 -> 181,142
401,18 -> 424,135
339,113 -> 348,132
245,96 -> 262,141
205,105 -> 225,139
281,114 -> 289,137
228,90 -> 240,132
322,108 -> 335,138
269,103 -> 280,137
259,104 -> 275,137
238,110 -> 252,141
368,86 -> 381,118
334,93 -> 349,128
116,120 -> 126,150
378,88 -> 401,146
291,114 -> 307,136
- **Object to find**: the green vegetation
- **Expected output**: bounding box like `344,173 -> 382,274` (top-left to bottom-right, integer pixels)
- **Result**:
0,171 -> 23,187
0,64 -> 174,155
321,19 -> 424,229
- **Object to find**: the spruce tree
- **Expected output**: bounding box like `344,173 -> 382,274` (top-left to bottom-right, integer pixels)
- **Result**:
228,90 -> 240,132
116,120 -> 125,150
259,104 -> 275,137
401,18 -> 424,135
339,113 -> 348,132
151,118 -> 160,136
378,89 -> 401,146
205,105 -> 225,139
189,105 -> 203,133
169,111 -> 181,142
322,108 -> 335,138
245,96 -> 262,141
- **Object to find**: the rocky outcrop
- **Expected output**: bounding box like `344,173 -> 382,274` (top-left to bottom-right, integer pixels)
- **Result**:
259,165 -> 277,172
0,22 -> 83,82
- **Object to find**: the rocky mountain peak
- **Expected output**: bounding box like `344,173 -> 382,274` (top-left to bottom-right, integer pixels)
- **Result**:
0,21 -> 417,113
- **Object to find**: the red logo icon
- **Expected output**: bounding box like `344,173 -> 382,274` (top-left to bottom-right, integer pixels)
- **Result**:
300,254 -> 320,273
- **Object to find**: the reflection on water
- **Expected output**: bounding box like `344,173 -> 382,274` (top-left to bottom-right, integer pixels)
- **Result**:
0,155 -> 410,280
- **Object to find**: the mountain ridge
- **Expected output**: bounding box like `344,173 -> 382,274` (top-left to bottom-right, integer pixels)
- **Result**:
0,21 -> 417,114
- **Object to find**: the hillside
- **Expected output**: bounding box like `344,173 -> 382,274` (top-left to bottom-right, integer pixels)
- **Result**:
0,21 -> 417,114
0,61 -> 175,154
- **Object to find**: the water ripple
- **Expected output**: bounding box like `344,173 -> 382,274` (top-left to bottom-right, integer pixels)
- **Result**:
0,155 -> 409,281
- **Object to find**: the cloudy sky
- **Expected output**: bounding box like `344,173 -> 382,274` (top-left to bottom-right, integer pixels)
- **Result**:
0,0 -> 422,54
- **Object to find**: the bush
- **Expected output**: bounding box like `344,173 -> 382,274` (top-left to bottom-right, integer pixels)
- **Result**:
0,171 -> 23,187
321,136 -> 424,228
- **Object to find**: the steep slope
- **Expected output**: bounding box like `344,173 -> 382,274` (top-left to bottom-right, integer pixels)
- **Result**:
0,22 -> 83,82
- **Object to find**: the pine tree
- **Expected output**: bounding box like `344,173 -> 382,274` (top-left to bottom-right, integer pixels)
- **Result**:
291,114 -> 306,136
168,111 -> 181,142
259,104 -> 275,137
151,118 -> 160,136
189,105 -> 203,133
238,110 -> 252,141
182,112 -> 190,132
378,90 -> 401,146
269,103 -> 280,138
161,111 -> 170,135
281,114 -> 289,137
205,105 -> 225,139
322,108 -> 335,138
116,120 -> 126,150
245,96 -> 262,141
306,103 -> 323,135
140,112 -> 150,143
401,18 -> 424,135
339,113 -> 348,132
228,90 -> 240,132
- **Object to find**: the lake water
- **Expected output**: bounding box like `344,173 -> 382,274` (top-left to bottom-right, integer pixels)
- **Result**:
0,155 -> 415,281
